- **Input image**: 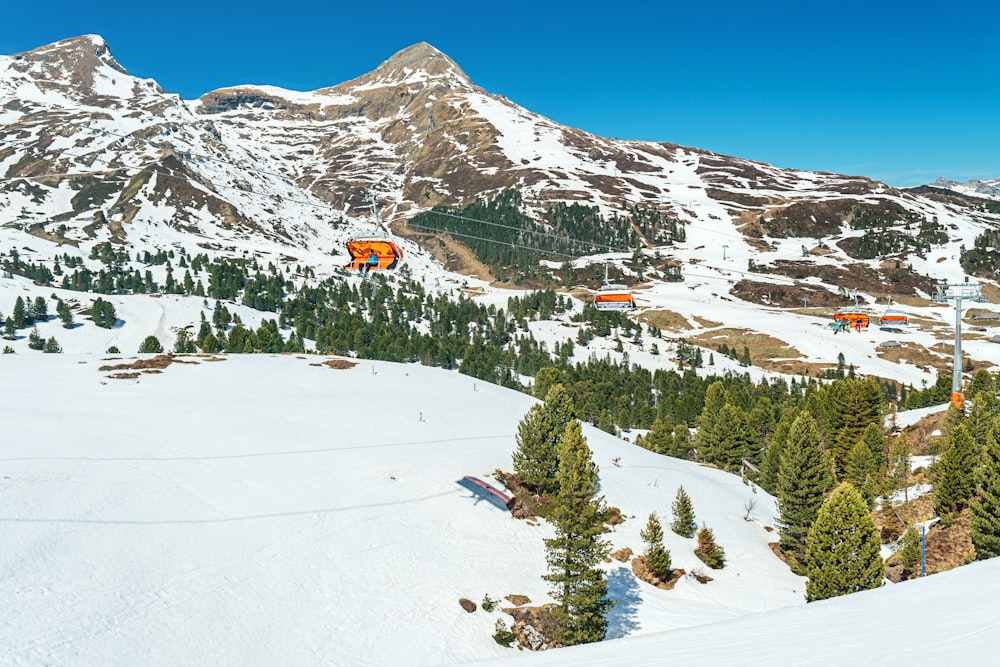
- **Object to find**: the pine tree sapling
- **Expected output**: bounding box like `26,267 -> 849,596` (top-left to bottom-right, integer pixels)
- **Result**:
805,483 -> 883,602
897,525 -> 922,575
640,513 -> 672,580
671,485 -> 697,538
694,524 -> 726,569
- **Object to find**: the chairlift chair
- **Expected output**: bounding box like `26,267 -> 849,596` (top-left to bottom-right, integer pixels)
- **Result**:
344,192 -> 404,272
594,262 -> 636,311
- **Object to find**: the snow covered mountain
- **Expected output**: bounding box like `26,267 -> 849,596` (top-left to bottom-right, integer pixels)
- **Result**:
4,35 -> 1000,666
930,176 -> 1000,201
4,35 -> 1000,270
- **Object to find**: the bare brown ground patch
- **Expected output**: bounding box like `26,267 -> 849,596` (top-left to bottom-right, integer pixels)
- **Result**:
311,358 -> 359,370
691,315 -> 722,328
981,283 -> 1000,304
897,410 -> 950,456
874,342 -> 949,374
689,328 -> 827,375
99,354 -> 199,377
631,556 -> 685,590
637,309 -> 693,333
399,224 -> 497,282
875,500 -> 973,575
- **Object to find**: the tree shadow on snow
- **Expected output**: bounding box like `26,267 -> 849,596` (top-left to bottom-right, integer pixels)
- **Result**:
605,566 -> 641,639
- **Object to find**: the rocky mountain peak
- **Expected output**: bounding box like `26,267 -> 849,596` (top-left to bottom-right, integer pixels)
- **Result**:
335,42 -> 472,92
16,34 -> 130,77
377,42 -> 467,79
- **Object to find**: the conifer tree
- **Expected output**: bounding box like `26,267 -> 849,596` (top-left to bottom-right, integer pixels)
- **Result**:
858,422 -> 887,469
27,327 -> 44,350
971,425 -> 1000,559
934,422 -> 977,518
897,525 -> 922,576
704,403 -> 749,471
512,384 -> 574,497
32,295 -> 47,322
776,412 -> 834,565
201,332 -> 220,353
670,485 -> 697,538
830,379 -> 883,476
640,513 -> 672,579
543,421 -> 613,646
758,410 -> 795,493
138,335 -> 163,354
694,524 -> 726,569
42,336 -> 62,353
639,417 -> 673,454
668,424 -> 693,460
12,296 -> 26,328
844,439 -> 879,509
693,380 -> 727,457
56,299 -> 74,329
883,433 -> 911,507
173,329 -> 197,353
805,483 -> 883,601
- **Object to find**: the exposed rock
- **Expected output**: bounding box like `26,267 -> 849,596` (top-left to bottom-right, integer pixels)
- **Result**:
610,547 -> 633,562
458,598 -> 476,613
631,555 -> 685,590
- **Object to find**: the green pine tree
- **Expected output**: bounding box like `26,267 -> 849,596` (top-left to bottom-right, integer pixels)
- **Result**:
138,335 -> 163,354
173,329 -> 197,353
56,299 -> 74,329
805,483 -> 884,601
670,485 -> 697,538
694,381 -> 727,462
640,513 -> 672,579
883,434 -> 911,508
844,439 -> 879,509
897,525 -> 922,576
830,379 -> 883,477
971,425 -> 1000,559
758,410 -> 795,493
42,336 -> 62,353
694,524 -> 726,569
27,327 -> 44,350
776,412 -> 835,566
511,384 -> 575,497
934,422 -> 977,519
543,421 -> 613,647
12,296 -> 27,328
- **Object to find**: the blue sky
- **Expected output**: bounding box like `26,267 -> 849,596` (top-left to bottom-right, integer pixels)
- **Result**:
4,0 -> 998,187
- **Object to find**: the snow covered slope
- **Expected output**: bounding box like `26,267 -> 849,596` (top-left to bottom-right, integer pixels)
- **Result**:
2,354 -> 800,665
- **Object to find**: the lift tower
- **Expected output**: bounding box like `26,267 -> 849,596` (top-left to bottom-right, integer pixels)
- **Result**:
932,279 -> 985,409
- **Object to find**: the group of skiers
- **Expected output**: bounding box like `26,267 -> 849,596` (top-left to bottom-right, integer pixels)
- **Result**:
832,319 -> 863,334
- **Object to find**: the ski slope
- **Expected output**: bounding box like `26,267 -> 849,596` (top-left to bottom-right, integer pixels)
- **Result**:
2,354 -> 996,665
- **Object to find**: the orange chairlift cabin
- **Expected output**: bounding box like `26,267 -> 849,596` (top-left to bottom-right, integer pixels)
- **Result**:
344,192 -> 404,272
594,261 -> 636,311
878,296 -> 909,326
832,291 -> 870,328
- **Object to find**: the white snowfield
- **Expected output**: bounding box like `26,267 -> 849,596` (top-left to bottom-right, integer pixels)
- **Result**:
2,354 -> 995,666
